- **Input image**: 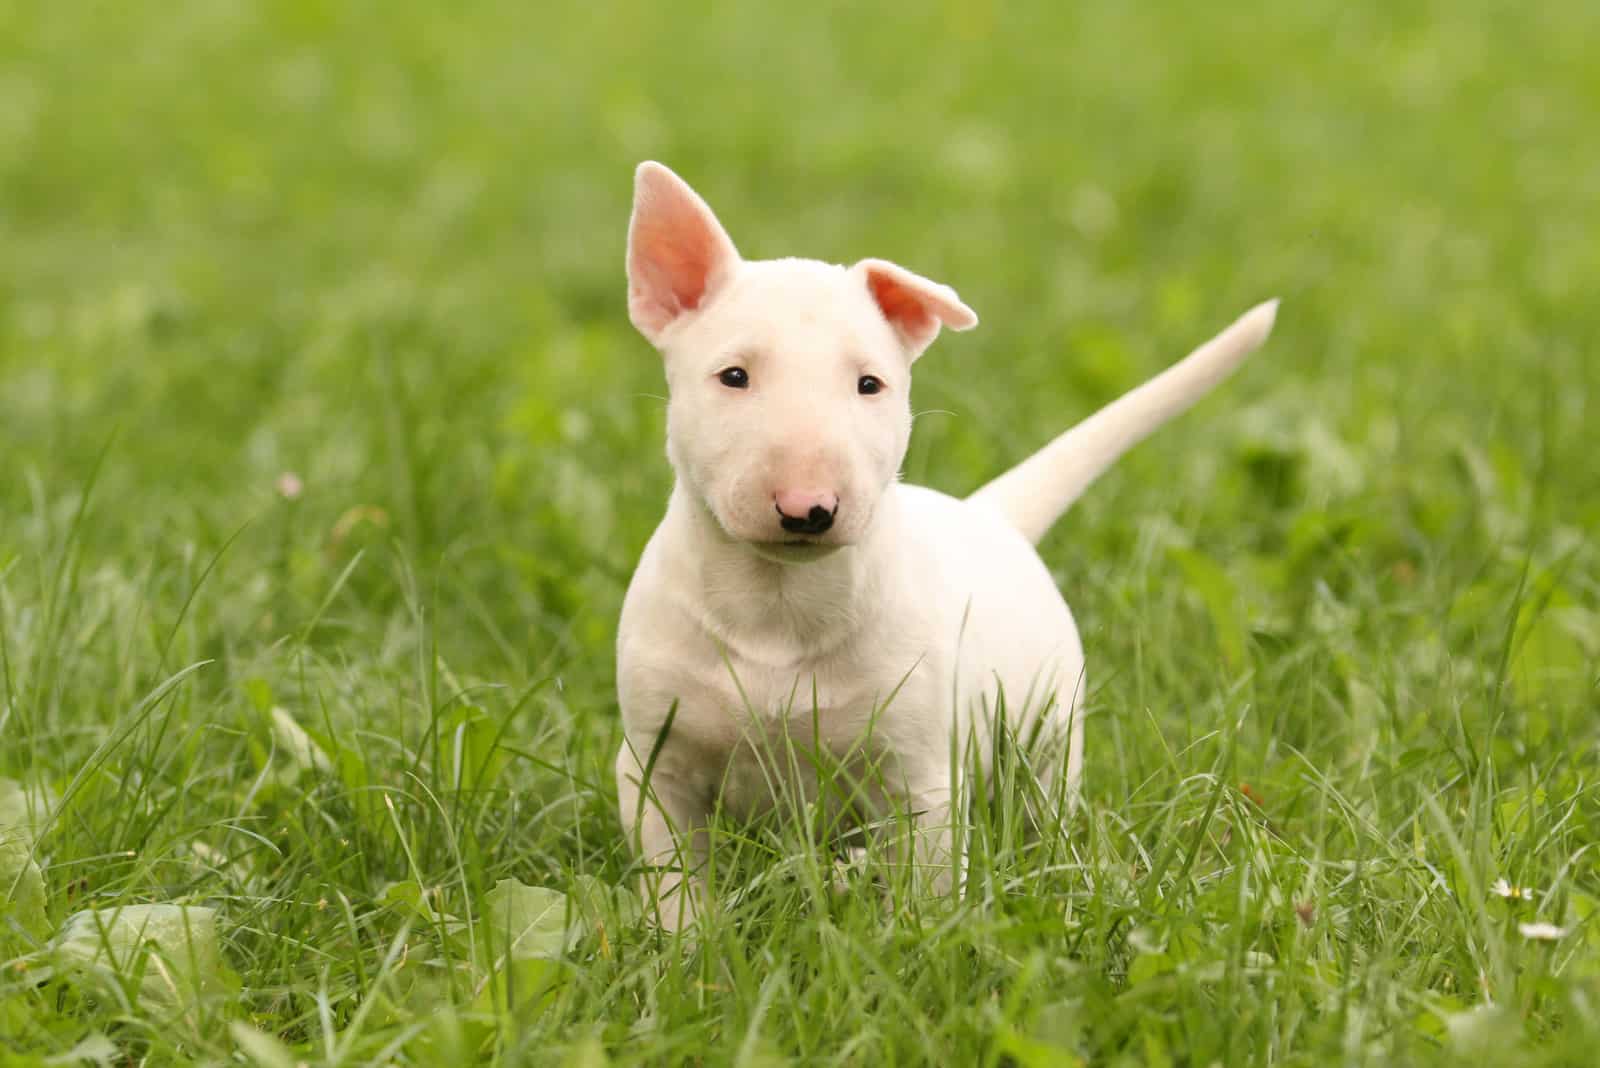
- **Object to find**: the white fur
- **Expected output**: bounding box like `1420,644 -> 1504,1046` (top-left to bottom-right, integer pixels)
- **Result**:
614,161 -> 1277,928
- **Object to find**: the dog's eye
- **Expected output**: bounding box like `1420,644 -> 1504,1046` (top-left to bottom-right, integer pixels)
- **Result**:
717,367 -> 750,389
857,375 -> 884,396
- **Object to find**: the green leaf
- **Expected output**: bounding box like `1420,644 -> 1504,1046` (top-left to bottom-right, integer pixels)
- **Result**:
563,1035 -> 611,1068
993,1021 -> 1083,1068
414,1006 -> 479,1065
441,705 -> 511,793
482,879 -> 572,962
380,878 -> 431,917
1127,950 -> 1174,987
571,874 -> 641,932
0,835 -> 49,943
380,879 -> 469,955
52,904 -> 232,1012
469,880 -> 576,1024
0,777 -> 51,944
0,778 -> 55,843
470,957 -> 564,1018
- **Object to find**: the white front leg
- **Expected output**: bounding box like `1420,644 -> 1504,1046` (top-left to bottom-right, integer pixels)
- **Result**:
615,743 -> 710,932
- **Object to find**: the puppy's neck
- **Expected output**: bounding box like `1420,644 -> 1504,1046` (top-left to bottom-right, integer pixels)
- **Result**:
660,483 -> 897,667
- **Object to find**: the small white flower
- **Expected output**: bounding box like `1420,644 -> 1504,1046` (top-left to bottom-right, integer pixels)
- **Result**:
1490,878 -> 1535,901
1517,921 -> 1568,941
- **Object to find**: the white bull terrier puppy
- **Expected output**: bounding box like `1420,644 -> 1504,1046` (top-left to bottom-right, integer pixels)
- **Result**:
614,161 -> 1277,929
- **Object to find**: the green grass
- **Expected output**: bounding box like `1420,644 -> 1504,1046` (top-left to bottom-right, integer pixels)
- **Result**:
2,0 -> 1598,1063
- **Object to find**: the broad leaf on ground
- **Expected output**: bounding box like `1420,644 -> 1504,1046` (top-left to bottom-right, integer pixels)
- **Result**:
52,904 -> 230,1012
0,834 -> 49,943
482,879 -> 572,962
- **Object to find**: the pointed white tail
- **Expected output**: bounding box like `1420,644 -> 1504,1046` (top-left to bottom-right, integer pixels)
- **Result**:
968,299 -> 1279,545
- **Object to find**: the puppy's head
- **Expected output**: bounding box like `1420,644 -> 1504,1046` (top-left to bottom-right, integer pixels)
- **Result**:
626,162 -> 977,561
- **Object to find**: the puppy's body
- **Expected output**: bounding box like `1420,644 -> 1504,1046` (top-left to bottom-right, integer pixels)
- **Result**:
619,480 -> 1081,822
613,162 -> 1276,927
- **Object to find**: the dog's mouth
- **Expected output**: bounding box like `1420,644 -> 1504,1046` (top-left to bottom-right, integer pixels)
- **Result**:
749,538 -> 844,564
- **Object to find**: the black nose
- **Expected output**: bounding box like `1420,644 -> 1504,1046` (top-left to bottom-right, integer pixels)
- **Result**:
777,503 -> 836,535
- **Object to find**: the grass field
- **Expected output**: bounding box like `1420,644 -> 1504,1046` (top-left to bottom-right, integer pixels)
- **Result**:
3,0 -> 1598,1063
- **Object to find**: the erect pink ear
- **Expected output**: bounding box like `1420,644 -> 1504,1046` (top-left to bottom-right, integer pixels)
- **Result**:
626,162 -> 742,345
853,258 -> 978,360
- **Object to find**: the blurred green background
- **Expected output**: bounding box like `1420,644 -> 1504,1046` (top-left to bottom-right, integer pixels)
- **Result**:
2,0 -> 1597,1063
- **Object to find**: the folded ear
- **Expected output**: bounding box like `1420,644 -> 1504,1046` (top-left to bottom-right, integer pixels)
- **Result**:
627,162 -> 742,344
853,258 -> 978,360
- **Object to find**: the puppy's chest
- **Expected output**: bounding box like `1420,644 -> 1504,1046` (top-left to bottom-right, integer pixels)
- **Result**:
696,641 -> 940,819
661,622 -> 940,754
725,640 -> 932,735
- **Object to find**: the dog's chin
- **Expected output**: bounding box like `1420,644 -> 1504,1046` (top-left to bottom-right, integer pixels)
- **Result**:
747,539 -> 846,565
